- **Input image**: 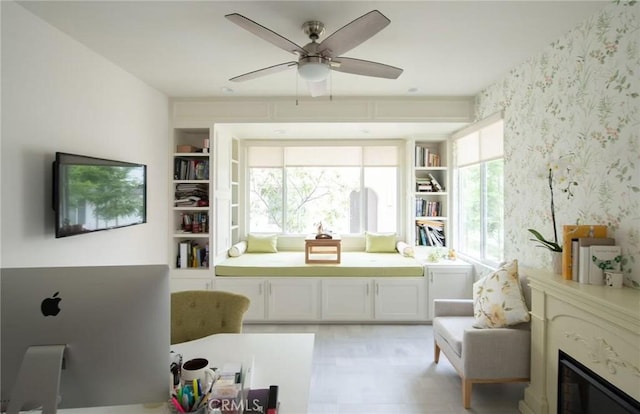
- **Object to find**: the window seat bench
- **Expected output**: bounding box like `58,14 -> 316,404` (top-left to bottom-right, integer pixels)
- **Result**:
215,251 -> 424,277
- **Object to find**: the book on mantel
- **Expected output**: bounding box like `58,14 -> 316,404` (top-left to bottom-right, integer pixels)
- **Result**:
561,225 -> 608,280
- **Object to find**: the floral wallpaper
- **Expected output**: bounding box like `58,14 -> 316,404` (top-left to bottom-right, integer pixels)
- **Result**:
476,2 -> 639,287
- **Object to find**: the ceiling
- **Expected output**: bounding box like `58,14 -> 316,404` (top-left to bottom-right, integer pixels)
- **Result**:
16,1 -> 607,139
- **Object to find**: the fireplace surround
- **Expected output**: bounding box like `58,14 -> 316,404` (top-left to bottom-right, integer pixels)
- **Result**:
518,268 -> 639,414
558,350 -> 640,413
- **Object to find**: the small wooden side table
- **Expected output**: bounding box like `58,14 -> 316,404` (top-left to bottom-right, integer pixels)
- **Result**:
305,235 -> 342,264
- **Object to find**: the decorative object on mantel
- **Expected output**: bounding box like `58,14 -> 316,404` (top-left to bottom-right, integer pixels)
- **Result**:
605,271 -> 624,288
527,154 -> 578,275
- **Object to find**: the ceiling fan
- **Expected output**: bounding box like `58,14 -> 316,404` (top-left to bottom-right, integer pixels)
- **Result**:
225,10 -> 403,97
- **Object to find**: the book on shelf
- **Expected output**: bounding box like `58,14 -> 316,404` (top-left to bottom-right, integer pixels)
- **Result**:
415,199 -> 441,217
415,146 -> 441,167
180,212 -> 208,233
427,173 -> 444,192
174,158 -> 209,180
561,225 -> 608,280
577,237 -> 615,284
416,220 -> 445,247
415,146 -> 429,167
177,240 -> 209,269
174,183 -> 209,206
178,242 -> 189,269
428,153 -> 441,167
416,175 -> 444,193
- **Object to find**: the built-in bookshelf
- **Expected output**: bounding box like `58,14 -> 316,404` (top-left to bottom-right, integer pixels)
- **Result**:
171,129 -> 212,273
413,140 -> 449,247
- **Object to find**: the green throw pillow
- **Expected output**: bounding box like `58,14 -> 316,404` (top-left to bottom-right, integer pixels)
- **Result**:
247,233 -> 278,253
365,232 -> 397,253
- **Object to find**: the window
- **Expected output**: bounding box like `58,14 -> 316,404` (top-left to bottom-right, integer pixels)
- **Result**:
247,144 -> 399,235
453,115 -> 504,265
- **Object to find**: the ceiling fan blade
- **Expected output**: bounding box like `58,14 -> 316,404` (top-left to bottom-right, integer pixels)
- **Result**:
318,10 -> 390,58
229,61 -> 298,82
307,80 -> 328,97
331,57 -> 403,79
225,13 -> 307,56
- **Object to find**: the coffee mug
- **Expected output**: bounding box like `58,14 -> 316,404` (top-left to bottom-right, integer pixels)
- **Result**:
181,358 -> 216,389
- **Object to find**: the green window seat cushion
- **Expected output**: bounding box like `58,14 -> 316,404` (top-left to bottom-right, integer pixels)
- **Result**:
215,252 -> 424,277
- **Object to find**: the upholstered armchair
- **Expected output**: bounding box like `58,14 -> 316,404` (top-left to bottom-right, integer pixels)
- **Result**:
432,271 -> 531,409
171,290 -> 250,345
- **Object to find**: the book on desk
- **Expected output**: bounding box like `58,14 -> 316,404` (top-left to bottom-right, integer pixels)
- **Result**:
245,385 -> 279,414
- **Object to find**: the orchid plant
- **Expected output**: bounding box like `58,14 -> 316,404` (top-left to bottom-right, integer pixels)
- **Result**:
528,154 -> 578,252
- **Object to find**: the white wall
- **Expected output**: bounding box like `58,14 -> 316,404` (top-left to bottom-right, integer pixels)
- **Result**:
1,1 -> 169,267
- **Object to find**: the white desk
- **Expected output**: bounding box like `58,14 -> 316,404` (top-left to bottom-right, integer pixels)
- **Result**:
44,333 -> 315,414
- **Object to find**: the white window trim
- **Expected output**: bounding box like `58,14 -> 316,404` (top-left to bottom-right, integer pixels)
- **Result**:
451,112 -> 504,266
245,140 -> 404,237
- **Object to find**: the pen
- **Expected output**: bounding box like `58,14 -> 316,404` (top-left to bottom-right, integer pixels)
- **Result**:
170,396 -> 186,413
193,379 -> 199,401
177,386 -> 183,404
182,392 -> 191,411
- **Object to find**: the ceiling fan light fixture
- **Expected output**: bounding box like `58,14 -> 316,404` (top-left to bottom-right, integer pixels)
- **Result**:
298,57 -> 330,82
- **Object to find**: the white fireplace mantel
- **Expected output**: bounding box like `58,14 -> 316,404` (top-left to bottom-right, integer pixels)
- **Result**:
519,268 -> 640,414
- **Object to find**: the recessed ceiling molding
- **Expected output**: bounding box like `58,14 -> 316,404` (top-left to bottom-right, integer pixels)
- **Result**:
373,98 -> 475,121
173,97 -> 474,127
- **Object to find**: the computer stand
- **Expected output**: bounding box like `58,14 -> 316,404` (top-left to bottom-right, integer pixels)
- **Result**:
7,344 -> 66,414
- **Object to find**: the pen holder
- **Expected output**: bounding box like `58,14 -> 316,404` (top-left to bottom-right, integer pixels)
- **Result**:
169,399 -> 207,414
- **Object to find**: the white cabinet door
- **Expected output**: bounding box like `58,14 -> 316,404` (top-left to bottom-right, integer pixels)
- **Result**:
374,278 -> 426,321
322,279 -> 373,321
426,264 -> 473,320
214,278 -> 266,321
170,277 -> 213,292
267,279 -> 320,321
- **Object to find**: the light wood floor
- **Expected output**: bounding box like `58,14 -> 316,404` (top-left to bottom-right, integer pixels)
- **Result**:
242,324 -> 526,414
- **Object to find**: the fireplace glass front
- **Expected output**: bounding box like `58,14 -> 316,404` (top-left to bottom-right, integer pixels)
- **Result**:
558,350 -> 640,413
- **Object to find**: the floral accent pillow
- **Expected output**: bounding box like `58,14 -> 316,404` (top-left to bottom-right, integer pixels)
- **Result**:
472,259 -> 530,328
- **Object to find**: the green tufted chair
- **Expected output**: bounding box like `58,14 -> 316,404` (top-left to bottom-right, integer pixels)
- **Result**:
171,290 -> 250,345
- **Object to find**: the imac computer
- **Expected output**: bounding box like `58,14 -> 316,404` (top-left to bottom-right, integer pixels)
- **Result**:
1,265 -> 170,413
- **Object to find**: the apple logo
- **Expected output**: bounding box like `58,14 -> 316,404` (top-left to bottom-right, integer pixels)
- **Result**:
41,292 -> 62,316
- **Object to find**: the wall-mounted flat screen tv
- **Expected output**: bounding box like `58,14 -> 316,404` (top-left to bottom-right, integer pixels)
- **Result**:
53,152 -> 147,238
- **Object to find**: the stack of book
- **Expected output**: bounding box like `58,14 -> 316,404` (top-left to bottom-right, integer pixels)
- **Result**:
174,158 -> 209,180
415,174 -> 444,193
416,220 -> 445,247
415,200 -> 441,217
562,225 -> 622,285
174,183 -> 209,206
179,212 -> 208,233
178,241 -> 209,268
415,146 -> 441,167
